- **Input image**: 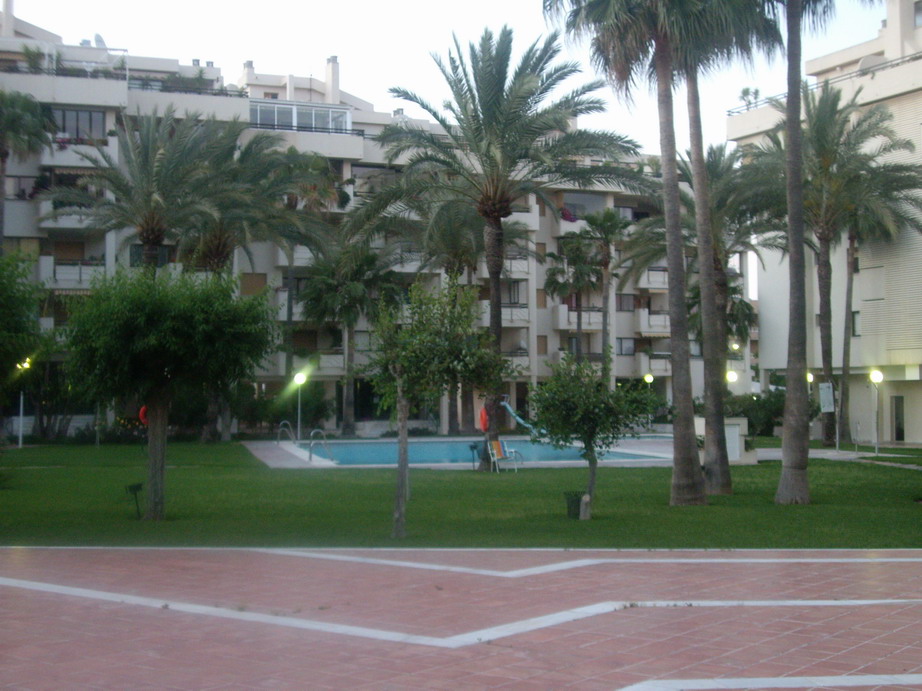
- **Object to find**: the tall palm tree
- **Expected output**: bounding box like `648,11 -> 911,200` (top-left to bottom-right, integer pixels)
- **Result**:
297,224 -> 403,436
44,107 -> 217,266
0,90 -> 54,254
545,0 -> 706,505
544,234 -> 602,363
837,145 -> 922,444
578,209 -> 632,382
747,83 -> 921,449
677,1 -> 780,495
377,26 -> 644,446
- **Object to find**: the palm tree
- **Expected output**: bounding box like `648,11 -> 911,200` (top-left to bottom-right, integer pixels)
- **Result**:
0,90 -> 54,254
297,224 -> 402,436
377,26 -> 644,446
544,234 -> 602,363
44,108 -> 217,266
545,0 -> 706,505
677,1 -> 780,495
578,209 -> 632,382
837,143 -> 922,444
747,83 -> 921,449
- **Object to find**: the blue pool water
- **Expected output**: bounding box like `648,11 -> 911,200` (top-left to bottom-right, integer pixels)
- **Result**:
303,439 -> 652,466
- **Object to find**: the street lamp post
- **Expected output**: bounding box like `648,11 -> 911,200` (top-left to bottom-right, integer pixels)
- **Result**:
294,372 -> 307,442
642,373 -> 654,430
16,358 -> 31,449
870,369 -> 883,455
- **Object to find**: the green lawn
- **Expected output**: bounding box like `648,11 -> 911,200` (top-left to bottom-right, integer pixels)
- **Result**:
2,442 -> 921,549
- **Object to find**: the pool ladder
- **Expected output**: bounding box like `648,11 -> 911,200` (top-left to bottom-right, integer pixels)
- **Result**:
308,428 -> 334,464
276,421 -> 295,444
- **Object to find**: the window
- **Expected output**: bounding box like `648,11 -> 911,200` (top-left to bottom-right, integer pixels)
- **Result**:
852,311 -> 861,337
536,289 -> 547,309
616,293 -> 636,312
250,101 -> 351,132
129,244 -> 175,267
264,92 -> 279,99
915,1 -> 922,27
537,335 -> 548,355
239,273 -> 267,296
616,338 -> 635,356
51,108 -> 105,141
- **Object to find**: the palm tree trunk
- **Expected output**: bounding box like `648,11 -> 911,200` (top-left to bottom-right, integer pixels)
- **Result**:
481,216 -> 505,468
0,154 -> 8,255
392,370 -> 409,539
447,380 -> 460,435
654,37 -> 706,506
144,389 -> 170,521
601,267 -> 613,383
284,261 -> 296,378
816,233 -> 836,446
687,68 -> 731,495
776,0 -> 811,505
839,232 -> 857,444
575,292 -> 584,362
342,324 -> 356,436
461,383 -> 476,434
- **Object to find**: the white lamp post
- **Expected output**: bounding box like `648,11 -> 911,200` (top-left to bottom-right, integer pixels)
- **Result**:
643,373 -> 653,387
870,369 -> 883,455
294,372 -> 307,442
15,358 -> 31,449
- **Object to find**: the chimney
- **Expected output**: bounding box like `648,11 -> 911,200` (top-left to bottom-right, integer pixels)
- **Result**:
2,0 -> 14,38
325,55 -> 340,104
192,59 -> 200,67
244,60 -> 254,70
206,61 -> 213,68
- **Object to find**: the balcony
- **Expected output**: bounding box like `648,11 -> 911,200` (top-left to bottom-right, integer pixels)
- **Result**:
479,301 -> 529,327
275,245 -> 315,268
637,267 -> 668,291
41,136 -> 118,169
635,308 -> 669,337
477,253 -> 529,279
639,351 -> 673,377
503,349 -> 531,371
553,304 -> 603,331
37,201 -> 93,230
38,256 -> 104,290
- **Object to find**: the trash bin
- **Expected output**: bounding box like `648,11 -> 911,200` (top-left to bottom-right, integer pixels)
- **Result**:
563,491 -> 583,519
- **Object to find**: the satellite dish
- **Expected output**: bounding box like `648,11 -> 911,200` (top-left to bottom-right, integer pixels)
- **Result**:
94,34 -> 107,49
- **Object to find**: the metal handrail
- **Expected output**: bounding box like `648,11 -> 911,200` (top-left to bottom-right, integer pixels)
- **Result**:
276,420 -> 295,444
308,428 -> 334,464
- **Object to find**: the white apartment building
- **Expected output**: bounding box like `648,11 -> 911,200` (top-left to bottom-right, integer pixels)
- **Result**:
727,0 -> 922,443
1,7 -> 756,436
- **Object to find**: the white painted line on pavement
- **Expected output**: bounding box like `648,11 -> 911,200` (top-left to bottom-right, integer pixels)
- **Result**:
620,674 -> 922,690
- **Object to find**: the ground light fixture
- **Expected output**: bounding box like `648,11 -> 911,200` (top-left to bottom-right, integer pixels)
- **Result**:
294,371 -> 307,442
643,373 -> 654,385
726,370 -> 739,383
807,372 -> 814,383
869,369 -> 884,455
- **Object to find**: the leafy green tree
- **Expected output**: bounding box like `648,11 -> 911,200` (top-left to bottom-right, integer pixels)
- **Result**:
0,254 -> 41,435
544,234 -> 602,363
297,226 -> 403,436
66,271 -> 277,520
0,90 -> 54,254
530,354 -> 656,519
545,0 -> 706,505
369,278 -> 508,536
377,26 -> 645,445
45,108 -> 218,266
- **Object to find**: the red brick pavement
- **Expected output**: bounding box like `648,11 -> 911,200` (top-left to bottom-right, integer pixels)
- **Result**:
4,548 -> 922,689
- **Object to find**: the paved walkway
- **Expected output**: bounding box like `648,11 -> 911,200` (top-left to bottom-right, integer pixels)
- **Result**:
5,547 -> 922,689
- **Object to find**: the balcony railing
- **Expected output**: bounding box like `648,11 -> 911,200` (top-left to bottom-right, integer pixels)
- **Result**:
249,122 -> 365,137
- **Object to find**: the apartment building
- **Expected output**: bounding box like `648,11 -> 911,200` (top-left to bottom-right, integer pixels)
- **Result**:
1,8 -> 756,436
727,0 -> 922,443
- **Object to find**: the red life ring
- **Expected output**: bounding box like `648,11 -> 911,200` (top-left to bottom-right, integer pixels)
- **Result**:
479,407 -> 489,432
139,405 -> 148,426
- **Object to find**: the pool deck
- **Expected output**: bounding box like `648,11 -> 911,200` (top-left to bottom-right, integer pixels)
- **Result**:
243,438 -> 867,470
5,546 -> 922,689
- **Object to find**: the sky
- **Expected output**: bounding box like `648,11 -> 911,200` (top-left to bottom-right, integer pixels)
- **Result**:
15,0 -> 886,155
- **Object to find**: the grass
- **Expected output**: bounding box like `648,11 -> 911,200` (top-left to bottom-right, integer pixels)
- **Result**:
2,442 -> 922,549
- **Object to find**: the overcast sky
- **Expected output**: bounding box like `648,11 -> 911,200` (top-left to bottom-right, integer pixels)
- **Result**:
16,0 -> 886,155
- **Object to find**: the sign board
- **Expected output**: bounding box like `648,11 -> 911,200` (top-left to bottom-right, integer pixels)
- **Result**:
819,382 -> 835,413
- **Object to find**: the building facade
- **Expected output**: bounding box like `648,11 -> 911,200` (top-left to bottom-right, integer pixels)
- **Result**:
1,8 -> 756,436
728,0 -> 922,443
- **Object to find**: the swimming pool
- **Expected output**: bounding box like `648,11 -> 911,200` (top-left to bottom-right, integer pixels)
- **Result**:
301,438 -> 656,466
